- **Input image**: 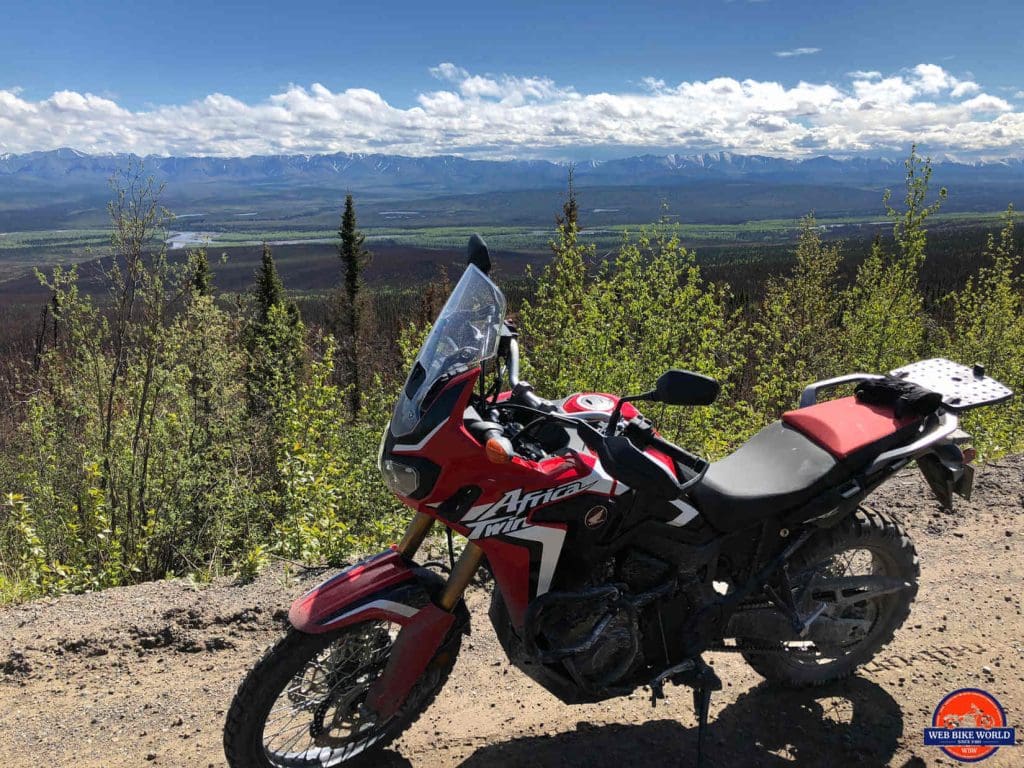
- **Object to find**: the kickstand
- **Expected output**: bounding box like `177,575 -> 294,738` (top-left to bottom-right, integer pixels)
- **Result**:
669,656 -> 720,768
693,684 -> 712,768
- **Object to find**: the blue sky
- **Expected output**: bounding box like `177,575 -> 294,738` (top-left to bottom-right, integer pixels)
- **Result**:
1,0 -> 1023,158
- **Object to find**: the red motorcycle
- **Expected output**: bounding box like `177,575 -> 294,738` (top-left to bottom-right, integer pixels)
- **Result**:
225,235 -> 1011,767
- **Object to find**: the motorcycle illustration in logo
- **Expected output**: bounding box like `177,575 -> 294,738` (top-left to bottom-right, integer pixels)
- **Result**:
924,688 -> 1017,762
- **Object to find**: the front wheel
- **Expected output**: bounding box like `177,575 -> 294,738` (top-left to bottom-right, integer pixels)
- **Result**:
224,619 -> 460,767
740,506 -> 919,687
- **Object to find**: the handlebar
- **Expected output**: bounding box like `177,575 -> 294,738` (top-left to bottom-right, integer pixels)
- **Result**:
507,338 -> 521,387
483,337 -> 711,498
509,381 -> 556,412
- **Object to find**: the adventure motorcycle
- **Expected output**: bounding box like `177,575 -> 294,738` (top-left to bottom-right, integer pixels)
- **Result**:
224,235 -> 1013,767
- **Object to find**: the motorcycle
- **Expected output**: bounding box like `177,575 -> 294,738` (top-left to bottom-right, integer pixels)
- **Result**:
225,234 -> 1013,767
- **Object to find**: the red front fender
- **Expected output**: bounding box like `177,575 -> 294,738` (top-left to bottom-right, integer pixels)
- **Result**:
288,548 -> 470,722
289,548 -> 421,632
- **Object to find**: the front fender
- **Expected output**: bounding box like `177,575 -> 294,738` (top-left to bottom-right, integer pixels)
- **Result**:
288,547 -> 472,722
289,548 -> 424,632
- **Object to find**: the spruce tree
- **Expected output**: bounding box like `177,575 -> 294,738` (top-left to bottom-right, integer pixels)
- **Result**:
555,165 -> 578,232
192,249 -> 213,296
254,242 -> 286,325
338,194 -> 369,417
246,242 -> 304,417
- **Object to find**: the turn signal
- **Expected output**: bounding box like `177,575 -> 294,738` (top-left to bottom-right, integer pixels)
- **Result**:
485,436 -> 514,464
962,446 -> 977,464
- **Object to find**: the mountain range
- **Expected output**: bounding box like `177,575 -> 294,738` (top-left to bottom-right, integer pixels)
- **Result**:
4,148 -> 1024,196
2,148 -> 1022,231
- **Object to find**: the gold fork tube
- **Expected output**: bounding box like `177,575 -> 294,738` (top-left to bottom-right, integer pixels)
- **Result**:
397,512 -> 435,558
438,542 -> 485,611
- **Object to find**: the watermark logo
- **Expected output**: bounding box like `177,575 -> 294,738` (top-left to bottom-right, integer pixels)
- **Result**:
923,688 -> 1016,762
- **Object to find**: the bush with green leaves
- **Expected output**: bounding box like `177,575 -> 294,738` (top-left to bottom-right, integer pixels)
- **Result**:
747,214 -> 844,418
271,341 -> 406,566
520,216 -> 755,458
843,146 -> 947,372
940,207 -> 1024,454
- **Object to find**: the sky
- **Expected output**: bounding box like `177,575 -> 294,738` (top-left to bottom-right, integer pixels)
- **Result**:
1,0 -> 1023,159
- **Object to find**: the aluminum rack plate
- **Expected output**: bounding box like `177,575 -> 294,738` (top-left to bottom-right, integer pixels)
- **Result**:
890,358 -> 1013,412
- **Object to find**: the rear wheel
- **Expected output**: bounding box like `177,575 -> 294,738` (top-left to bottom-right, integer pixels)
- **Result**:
740,506 -> 918,687
224,619 -> 460,767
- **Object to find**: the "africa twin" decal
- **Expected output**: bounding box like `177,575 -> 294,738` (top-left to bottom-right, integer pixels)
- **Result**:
462,477 -> 599,539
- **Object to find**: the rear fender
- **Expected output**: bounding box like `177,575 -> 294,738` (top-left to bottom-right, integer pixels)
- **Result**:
918,443 -> 973,508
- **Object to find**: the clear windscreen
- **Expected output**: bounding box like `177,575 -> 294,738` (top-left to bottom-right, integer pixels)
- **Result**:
391,265 -> 506,436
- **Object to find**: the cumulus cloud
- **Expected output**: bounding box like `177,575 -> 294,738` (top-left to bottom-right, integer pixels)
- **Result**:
775,47 -> 821,58
0,63 -> 1021,159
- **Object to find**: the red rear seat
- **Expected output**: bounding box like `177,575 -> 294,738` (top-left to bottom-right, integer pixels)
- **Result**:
782,396 -> 920,460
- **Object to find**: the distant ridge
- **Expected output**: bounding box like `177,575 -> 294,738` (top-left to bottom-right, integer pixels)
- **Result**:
3,148 -> 1024,197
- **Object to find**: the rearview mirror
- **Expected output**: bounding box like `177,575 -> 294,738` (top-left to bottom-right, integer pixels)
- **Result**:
467,234 -> 491,274
652,369 -> 720,406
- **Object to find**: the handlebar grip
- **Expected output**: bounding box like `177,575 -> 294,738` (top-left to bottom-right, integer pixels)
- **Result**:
510,382 -> 556,412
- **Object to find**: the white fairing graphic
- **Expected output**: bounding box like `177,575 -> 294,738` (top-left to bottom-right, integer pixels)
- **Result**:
320,599 -> 419,627
506,524 -> 566,596
390,417 -> 450,453
666,499 -> 700,527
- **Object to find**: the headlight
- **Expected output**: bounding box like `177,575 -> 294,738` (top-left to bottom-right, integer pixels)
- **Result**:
380,457 -> 421,497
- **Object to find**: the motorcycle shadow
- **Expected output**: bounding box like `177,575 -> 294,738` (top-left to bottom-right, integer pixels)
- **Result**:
406,676 -> 905,768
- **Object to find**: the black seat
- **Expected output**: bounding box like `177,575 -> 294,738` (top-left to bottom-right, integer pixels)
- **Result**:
690,421 -> 852,531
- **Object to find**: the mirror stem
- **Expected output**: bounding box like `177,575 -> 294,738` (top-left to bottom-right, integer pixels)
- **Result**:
605,391 -> 654,436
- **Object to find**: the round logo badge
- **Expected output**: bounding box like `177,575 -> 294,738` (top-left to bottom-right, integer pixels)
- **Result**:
923,688 -> 1016,762
585,506 -> 609,529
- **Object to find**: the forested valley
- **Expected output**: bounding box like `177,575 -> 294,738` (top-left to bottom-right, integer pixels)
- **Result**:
1,147 -> 1022,602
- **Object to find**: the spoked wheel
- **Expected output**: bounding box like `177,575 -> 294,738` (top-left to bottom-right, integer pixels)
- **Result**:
224,619 -> 460,767
740,507 -> 919,687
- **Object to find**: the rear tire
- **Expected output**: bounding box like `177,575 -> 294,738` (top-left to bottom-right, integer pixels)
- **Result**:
740,506 -> 918,688
224,620 -> 460,767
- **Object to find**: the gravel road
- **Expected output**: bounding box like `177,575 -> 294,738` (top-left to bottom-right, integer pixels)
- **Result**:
1,456 -> 1022,767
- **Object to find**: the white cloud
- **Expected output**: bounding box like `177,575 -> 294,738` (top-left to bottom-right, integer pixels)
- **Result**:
775,47 -> 822,58
429,62 -> 468,82
0,63 -> 1021,159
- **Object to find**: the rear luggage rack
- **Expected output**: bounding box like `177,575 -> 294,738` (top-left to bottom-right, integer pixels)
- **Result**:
890,358 -> 1013,412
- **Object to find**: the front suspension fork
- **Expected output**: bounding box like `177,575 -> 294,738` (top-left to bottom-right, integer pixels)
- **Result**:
397,512 -> 484,611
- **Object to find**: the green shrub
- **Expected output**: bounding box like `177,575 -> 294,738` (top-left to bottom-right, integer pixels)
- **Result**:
940,207 -> 1024,455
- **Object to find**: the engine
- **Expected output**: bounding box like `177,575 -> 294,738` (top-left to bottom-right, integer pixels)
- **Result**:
521,549 -> 697,693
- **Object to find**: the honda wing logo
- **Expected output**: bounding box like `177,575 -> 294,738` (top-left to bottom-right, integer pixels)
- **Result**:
462,478 -> 598,539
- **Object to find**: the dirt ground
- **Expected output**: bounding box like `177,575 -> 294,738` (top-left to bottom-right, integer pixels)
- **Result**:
1,456 -> 1022,768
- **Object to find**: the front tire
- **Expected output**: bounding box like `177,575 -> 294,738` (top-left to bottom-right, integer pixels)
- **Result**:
740,506 -> 919,687
224,619 -> 460,767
